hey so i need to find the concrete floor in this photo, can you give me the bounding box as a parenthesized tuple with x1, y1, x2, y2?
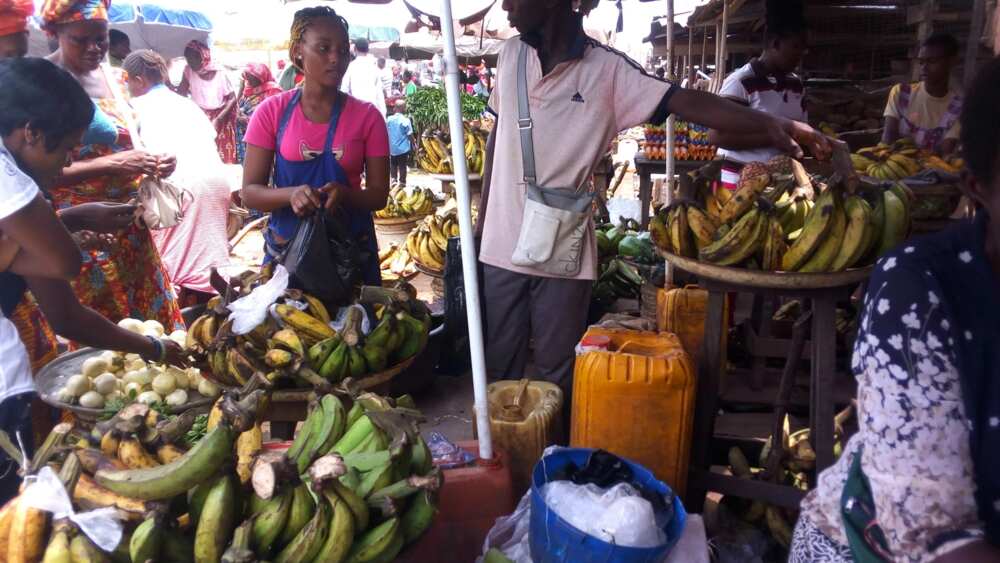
(409, 373, 476, 443)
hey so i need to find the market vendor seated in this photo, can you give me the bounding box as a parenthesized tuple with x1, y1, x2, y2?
(882, 33, 962, 156)
(790, 58, 1000, 563)
(709, 1, 809, 189)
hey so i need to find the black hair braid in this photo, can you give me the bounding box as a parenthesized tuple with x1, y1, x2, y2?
(122, 49, 168, 84)
(289, 6, 350, 71)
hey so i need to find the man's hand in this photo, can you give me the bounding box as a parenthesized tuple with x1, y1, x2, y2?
(62, 202, 138, 233)
(767, 118, 833, 161)
(162, 339, 190, 368)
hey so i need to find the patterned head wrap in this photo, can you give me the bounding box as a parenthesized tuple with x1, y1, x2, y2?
(40, 0, 109, 30)
(0, 0, 33, 36)
(288, 5, 349, 72)
(184, 39, 217, 77)
(242, 62, 281, 98)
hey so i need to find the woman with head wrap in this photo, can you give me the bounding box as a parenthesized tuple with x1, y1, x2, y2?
(237, 63, 282, 163)
(241, 6, 390, 285)
(178, 40, 239, 164)
(40, 0, 184, 334)
(0, 0, 32, 59)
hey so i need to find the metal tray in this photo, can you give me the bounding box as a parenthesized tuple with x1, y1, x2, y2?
(36, 348, 215, 425)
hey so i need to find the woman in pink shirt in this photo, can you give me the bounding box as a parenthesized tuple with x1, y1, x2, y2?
(241, 6, 390, 286)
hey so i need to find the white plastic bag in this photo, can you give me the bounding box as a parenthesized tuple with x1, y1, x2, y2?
(21, 467, 123, 552)
(227, 265, 290, 335)
(541, 480, 667, 549)
(477, 491, 533, 563)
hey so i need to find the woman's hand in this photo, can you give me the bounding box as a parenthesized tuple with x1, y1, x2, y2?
(320, 182, 348, 213)
(73, 231, 115, 252)
(61, 202, 137, 233)
(289, 185, 323, 217)
(112, 150, 160, 176)
(212, 116, 225, 133)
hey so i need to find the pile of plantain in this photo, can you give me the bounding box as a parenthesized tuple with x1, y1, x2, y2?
(245, 392, 439, 563)
(651, 155, 913, 273)
(851, 138, 965, 179)
(416, 125, 488, 175)
(375, 187, 435, 220)
(378, 243, 418, 281)
(405, 211, 460, 274)
(186, 269, 431, 391)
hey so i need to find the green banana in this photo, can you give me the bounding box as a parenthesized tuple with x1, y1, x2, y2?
(308, 336, 341, 370)
(331, 479, 370, 532)
(392, 311, 427, 363)
(41, 521, 73, 563)
(313, 489, 356, 563)
(400, 490, 437, 545)
(345, 517, 403, 563)
(70, 534, 109, 563)
(251, 490, 292, 555)
(878, 189, 908, 256)
(130, 515, 163, 563)
(340, 467, 362, 493)
(410, 435, 433, 475)
(345, 402, 365, 428)
(163, 528, 195, 563)
(361, 341, 389, 373)
(279, 483, 316, 547)
(344, 451, 393, 473)
(95, 424, 236, 501)
(782, 189, 836, 271)
(274, 498, 331, 563)
(194, 474, 239, 563)
(286, 403, 322, 464)
(888, 182, 912, 234)
(358, 462, 395, 499)
(296, 394, 347, 473)
(221, 519, 254, 563)
(346, 346, 368, 378)
(798, 197, 847, 273)
(333, 415, 376, 454)
(319, 340, 349, 381)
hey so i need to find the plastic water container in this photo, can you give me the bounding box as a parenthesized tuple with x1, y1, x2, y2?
(528, 448, 686, 563)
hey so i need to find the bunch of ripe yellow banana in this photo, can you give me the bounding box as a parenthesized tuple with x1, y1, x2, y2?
(242, 391, 439, 563)
(375, 186, 435, 219)
(405, 211, 460, 273)
(378, 243, 418, 281)
(852, 140, 923, 180)
(416, 126, 489, 175)
(652, 157, 914, 272)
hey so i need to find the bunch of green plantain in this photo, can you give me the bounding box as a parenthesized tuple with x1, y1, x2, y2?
(244, 392, 440, 563)
(306, 304, 430, 384)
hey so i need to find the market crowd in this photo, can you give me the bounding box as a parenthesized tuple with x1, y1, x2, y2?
(1, 0, 999, 560)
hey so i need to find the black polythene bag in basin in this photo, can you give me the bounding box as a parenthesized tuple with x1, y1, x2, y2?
(280, 211, 359, 306)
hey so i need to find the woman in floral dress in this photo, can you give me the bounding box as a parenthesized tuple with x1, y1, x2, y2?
(792, 59, 1000, 563)
(42, 0, 183, 332)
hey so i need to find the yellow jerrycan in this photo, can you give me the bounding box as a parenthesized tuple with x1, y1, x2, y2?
(570, 327, 696, 496)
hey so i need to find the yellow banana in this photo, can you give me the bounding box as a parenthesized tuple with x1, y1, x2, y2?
(797, 197, 847, 273)
(686, 205, 718, 247)
(236, 424, 263, 486)
(69, 534, 107, 563)
(274, 304, 336, 342)
(301, 294, 331, 325)
(830, 196, 872, 271)
(117, 435, 160, 469)
(782, 189, 836, 271)
(41, 519, 73, 563)
(8, 497, 47, 563)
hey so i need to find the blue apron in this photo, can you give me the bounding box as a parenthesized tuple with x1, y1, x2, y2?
(264, 90, 381, 285)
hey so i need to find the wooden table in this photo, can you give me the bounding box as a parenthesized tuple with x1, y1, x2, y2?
(660, 255, 870, 511)
(633, 155, 707, 228)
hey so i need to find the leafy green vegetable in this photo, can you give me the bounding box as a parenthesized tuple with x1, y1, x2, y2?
(407, 86, 487, 132)
(99, 395, 129, 421)
(184, 414, 209, 448)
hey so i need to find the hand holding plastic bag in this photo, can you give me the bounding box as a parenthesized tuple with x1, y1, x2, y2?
(21, 467, 123, 552)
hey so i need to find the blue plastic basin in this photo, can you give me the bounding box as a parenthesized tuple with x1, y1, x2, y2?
(529, 448, 686, 563)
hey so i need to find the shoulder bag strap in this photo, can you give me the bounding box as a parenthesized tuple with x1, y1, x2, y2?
(516, 42, 537, 186)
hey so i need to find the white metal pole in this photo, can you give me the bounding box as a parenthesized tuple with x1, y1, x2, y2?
(664, 0, 675, 285)
(439, 0, 493, 461)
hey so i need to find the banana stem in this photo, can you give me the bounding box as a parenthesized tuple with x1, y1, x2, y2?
(307, 454, 347, 491)
(31, 422, 73, 475)
(251, 454, 298, 500)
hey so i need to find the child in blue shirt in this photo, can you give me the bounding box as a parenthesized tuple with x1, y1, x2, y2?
(386, 100, 414, 187)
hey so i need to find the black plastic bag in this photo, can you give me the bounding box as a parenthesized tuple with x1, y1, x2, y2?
(280, 211, 359, 306)
(439, 235, 481, 375)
